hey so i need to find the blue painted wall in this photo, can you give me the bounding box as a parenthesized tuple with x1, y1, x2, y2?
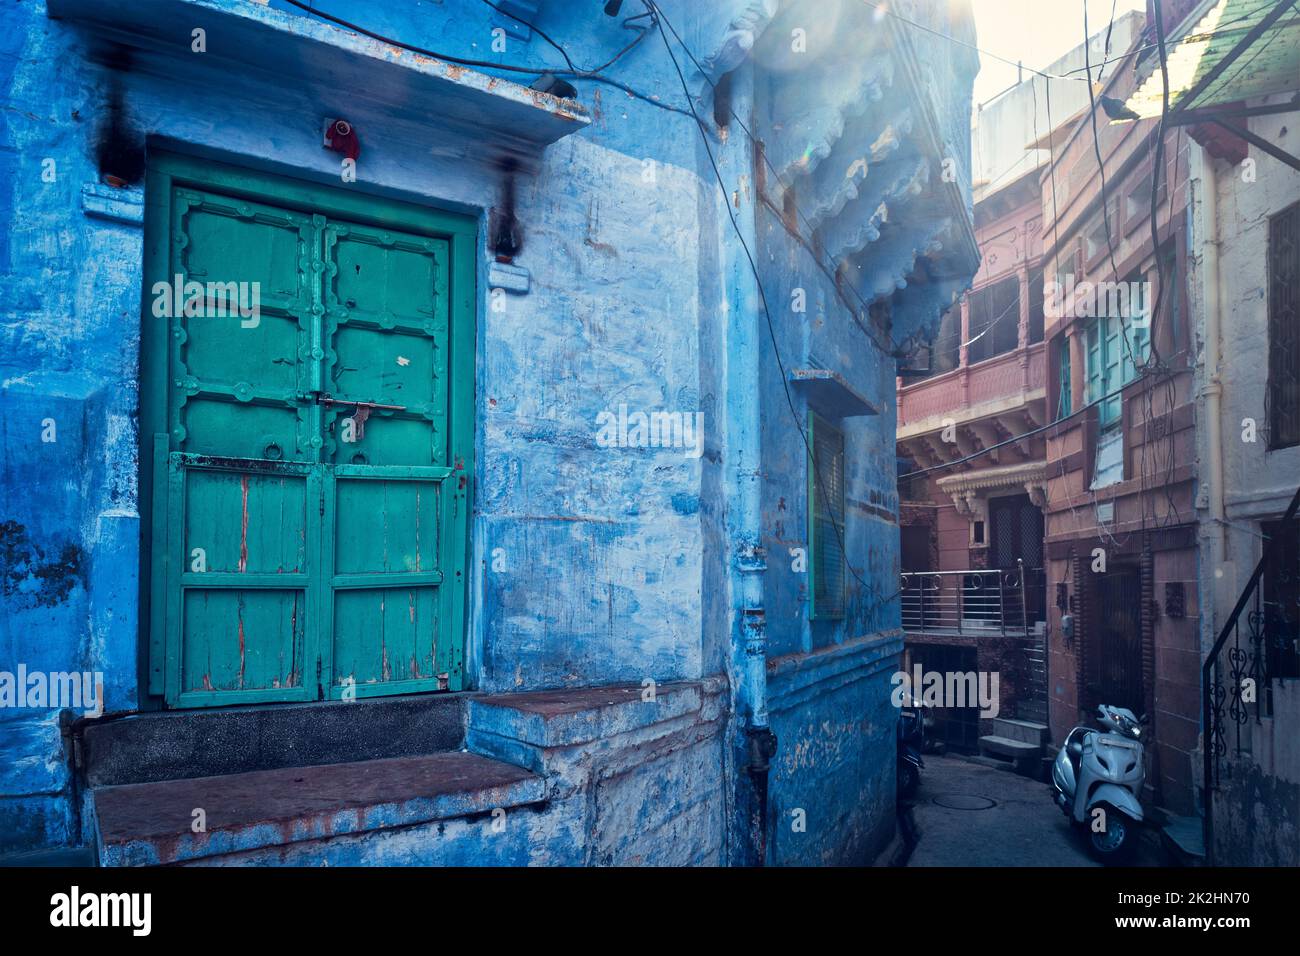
(0, 0, 976, 864)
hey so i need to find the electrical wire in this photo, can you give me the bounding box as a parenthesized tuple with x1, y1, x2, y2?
(887, 0, 1271, 93)
(640, 3, 1087, 367)
(290, 0, 902, 614)
(898, 376, 1142, 481)
(1082, 3, 1146, 377)
(656, 3, 1048, 369)
(860, 0, 1090, 83)
(288, 0, 1221, 597)
(281, 0, 694, 117)
(473, 0, 927, 361)
(1095, 0, 1121, 85)
(478, 0, 576, 71)
(482, 0, 662, 78)
(1035, 69, 1099, 544)
(646, 0, 901, 618)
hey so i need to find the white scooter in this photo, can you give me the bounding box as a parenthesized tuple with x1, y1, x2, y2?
(1051, 704, 1146, 861)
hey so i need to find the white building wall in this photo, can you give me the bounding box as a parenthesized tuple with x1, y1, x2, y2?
(1190, 98, 1300, 864)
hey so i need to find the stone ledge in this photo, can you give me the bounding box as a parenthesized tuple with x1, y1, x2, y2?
(80, 182, 144, 225)
(467, 680, 712, 749)
(93, 751, 544, 866)
(767, 630, 903, 714)
(47, 0, 588, 152)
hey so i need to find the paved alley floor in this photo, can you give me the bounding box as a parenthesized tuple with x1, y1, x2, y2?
(905, 754, 1164, 867)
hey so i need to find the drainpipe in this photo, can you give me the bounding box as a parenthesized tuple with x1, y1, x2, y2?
(1194, 142, 1224, 848)
(1197, 144, 1226, 559)
(718, 61, 776, 866)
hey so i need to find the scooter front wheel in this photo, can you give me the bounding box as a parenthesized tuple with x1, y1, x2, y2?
(1088, 811, 1135, 862)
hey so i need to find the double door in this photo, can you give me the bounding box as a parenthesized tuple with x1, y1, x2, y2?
(143, 154, 474, 707)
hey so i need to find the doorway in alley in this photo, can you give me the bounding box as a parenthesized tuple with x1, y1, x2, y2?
(1087, 564, 1144, 714)
(908, 644, 981, 752)
(140, 152, 476, 707)
(989, 493, 1045, 627)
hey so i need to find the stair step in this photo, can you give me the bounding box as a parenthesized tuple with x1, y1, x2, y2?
(81, 693, 467, 786)
(93, 751, 544, 866)
(989, 717, 1049, 744)
(978, 734, 1042, 759)
(1160, 812, 1207, 865)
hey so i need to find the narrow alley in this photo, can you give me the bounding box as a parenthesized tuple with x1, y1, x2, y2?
(905, 755, 1166, 867)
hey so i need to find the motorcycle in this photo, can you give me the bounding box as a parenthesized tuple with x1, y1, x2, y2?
(897, 705, 925, 800)
(1051, 704, 1146, 861)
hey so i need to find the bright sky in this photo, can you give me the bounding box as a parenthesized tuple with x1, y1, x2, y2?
(970, 0, 1148, 104)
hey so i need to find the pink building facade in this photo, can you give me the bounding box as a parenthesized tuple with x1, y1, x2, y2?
(895, 170, 1049, 747)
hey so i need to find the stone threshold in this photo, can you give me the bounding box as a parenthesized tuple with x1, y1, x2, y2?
(94, 750, 544, 866)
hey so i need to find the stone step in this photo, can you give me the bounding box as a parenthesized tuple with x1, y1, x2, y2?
(978, 734, 1042, 759)
(92, 750, 546, 866)
(80, 693, 467, 786)
(1160, 811, 1207, 866)
(989, 717, 1049, 745)
(978, 734, 1046, 779)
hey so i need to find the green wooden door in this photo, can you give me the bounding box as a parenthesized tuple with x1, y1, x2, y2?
(142, 154, 475, 708)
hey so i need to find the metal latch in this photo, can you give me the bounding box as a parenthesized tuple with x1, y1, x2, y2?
(315, 394, 405, 441)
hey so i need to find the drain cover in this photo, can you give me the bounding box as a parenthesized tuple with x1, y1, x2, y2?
(932, 793, 997, 810)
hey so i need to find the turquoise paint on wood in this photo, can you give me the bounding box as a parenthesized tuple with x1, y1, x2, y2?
(142, 153, 475, 707)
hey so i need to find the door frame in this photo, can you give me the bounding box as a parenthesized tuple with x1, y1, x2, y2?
(139, 150, 477, 705)
(1085, 561, 1144, 713)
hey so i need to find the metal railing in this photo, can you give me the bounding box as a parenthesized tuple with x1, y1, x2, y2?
(900, 559, 1042, 636)
(1203, 484, 1300, 865)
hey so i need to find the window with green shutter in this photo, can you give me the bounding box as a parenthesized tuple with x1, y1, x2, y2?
(1085, 306, 1149, 427)
(808, 412, 846, 619)
(1085, 285, 1150, 488)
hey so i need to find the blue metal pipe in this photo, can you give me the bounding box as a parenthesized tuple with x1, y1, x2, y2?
(715, 62, 775, 865)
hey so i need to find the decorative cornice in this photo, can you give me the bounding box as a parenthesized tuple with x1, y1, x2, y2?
(937, 460, 1048, 512)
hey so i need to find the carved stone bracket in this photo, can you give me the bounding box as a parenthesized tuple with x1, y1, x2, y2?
(1025, 480, 1048, 508)
(950, 490, 987, 524)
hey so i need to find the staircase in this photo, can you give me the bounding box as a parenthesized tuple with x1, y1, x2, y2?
(1202, 485, 1300, 866)
(978, 717, 1049, 776)
(1018, 622, 1049, 724)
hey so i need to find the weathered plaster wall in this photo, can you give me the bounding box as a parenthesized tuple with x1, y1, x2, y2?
(1213, 682, 1300, 867)
(1, 0, 719, 851)
(1202, 105, 1300, 584)
(1, 0, 976, 864)
(765, 635, 899, 865)
(1, 1, 147, 850)
(475, 132, 711, 692)
(1190, 101, 1300, 860)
